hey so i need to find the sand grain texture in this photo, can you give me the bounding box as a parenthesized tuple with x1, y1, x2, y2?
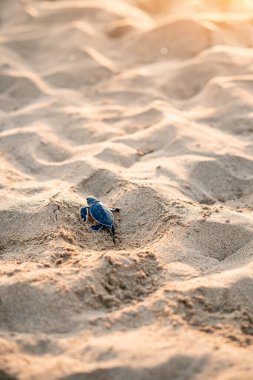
(0, 0, 253, 379)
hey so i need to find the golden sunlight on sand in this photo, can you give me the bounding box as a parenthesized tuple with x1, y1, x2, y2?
(0, 0, 253, 379)
(137, 0, 253, 13)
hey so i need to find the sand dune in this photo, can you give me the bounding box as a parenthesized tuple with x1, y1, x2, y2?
(0, 0, 253, 379)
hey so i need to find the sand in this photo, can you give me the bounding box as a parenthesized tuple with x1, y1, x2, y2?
(0, 0, 253, 379)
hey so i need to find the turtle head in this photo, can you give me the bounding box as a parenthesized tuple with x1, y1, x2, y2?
(87, 196, 98, 206)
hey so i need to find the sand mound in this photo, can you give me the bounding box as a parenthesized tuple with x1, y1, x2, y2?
(162, 46, 253, 99)
(190, 155, 253, 202)
(126, 19, 211, 62)
(0, 73, 45, 111)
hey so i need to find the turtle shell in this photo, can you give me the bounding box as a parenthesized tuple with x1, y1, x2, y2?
(90, 202, 114, 229)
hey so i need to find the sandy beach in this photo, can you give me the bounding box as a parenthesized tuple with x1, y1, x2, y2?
(1, 0, 253, 379)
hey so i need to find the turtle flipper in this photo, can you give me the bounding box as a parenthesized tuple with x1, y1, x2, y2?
(110, 208, 120, 212)
(91, 224, 104, 232)
(80, 207, 89, 222)
(110, 226, 116, 245)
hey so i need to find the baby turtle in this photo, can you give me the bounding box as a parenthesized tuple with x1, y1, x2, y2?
(80, 196, 120, 244)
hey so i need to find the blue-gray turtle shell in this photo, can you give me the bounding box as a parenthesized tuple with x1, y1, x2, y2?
(90, 202, 114, 228)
